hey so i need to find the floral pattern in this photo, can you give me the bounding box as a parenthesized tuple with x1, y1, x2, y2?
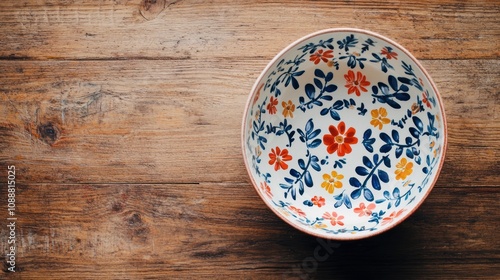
(321, 171, 344, 194)
(268, 147, 292, 171)
(323, 211, 345, 226)
(395, 158, 413, 180)
(370, 107, 390, 130)
(244, 30, 446, 239)
(323, 121, 358, 156)
(282, 100, 296, 118)
(344, 70, 371, 96)
(310, 49, 334, 64)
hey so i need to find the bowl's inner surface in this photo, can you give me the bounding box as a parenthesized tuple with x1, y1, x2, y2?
(244, 30, 445, 239)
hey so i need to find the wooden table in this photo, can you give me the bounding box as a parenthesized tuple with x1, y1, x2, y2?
(0, 0, 498, 278)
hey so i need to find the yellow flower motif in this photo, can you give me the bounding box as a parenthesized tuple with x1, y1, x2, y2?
(395, 158, 413, 180)
(370, 107, 391, 130)
(314, 223, 328, 229)
(282, 100, 295, 118)
(321, 171, 344, 194)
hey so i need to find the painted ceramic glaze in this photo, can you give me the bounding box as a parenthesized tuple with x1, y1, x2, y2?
(242, 28, 447, 240)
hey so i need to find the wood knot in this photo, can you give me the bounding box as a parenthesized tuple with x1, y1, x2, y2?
(37, 122, 60, 144)
(126, 213, 150, 242)
(140, 0, 166, 20)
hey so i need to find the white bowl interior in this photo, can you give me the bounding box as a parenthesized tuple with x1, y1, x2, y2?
(243, 29, 446, 240)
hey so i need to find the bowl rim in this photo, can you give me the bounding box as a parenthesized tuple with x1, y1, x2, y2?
(241, 27, 448, 240)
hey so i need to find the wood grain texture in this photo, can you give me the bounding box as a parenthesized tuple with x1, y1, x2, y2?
(0, 0, 499, 60)
(0, 183, 498, 279)
(0, 0, 499, 278)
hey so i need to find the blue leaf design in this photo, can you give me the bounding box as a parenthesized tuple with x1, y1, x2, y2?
(325, 72, 333, 82)
(320, 108, 330, 116)
(290, 169, 301, 178)
(378, 82, 390, 95)
(392, 130, 400, 143)
(350, 177, 362, 188)
(351, 188, 362, 199)
(386, 99, 401, 109)
(363, 156, 373, 169)
(383, 191, 390, 199)
(314, 78, 323, 89)
(383, 156, 391, 168)
(309, 129, 321, 140)
(304, 171, 313, 187)
(292, 77, 300, 89)
(308, 139, 322, 149)
(388, 75, 398, 91)
(380, 144, 392, 153)
(364, 128, 372, 139)
(305, 118, 314, 134)
(395, 198, 401, 207)
(315, 69, 325, 78)
(284, 177, 294, 184)
(344, 196, 352, 209)
(330, 110, 341, 121)
(409, 127, 421, 138)
(355, 166, 370, 176)
(378, 169, 390, 183)
(380, 132, 392, 143)
(393, 187, 400, 198)
(303, 200, 313, 207)
(372, 174, 381, 190)
(395, 147, 403, 158)
(297, 181, 304, 196)
(395, 92, 411, 101)
(305, 84, 316, 99)
(406, 148, 414, 158)
(324, 84, 338, 93)
(332, 100, 344, 110)
(363, 188, 374, 201)
(334, 198, 343, 208)
(413, 116, 424, 132)
(298, 159, 306, 170)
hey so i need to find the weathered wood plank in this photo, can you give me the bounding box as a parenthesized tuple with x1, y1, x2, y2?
(0, 0, 498, 60)
(0, 183, 498, 278)
(0, 59, 498, 185)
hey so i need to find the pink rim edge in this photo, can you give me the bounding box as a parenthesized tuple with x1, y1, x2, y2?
(241, 28, 448, 241)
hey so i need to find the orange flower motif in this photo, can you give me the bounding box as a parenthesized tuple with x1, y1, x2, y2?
(311, 196, 326, 207)
(323, 121, 358, 156)
(395, 158, 413, 180)
(344, 70, 370, 96)
(322, 211, 345, 226)
(321, 171, 344, 194)
(282, 100, 295, 118)
(310, 49, 334, 65)
(266, 96, 278, 114)
(268, 147, 293, 171)
(381, 47, 398, 60)
(354, 203, 376, 217)
(289, 205, 306, 217)
(381, 209, 405, 226)
(370, 107, 391, 130)
(422, 92, 432, 108)
(259, 182, 273, 199)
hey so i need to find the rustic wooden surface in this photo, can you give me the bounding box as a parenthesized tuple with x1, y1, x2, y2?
(0, 0, 499, 279)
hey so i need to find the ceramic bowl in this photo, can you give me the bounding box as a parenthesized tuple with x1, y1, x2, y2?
(242, 28, 447, 240)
